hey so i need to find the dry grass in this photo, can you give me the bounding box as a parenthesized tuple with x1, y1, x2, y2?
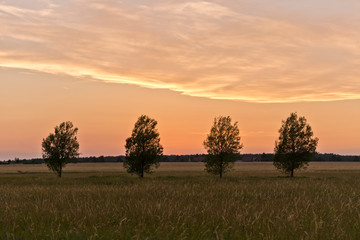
(2, 161, 360, 174)
(1, 162, 360, 239)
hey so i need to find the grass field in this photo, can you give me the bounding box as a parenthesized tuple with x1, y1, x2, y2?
(1, 162, 360, 239)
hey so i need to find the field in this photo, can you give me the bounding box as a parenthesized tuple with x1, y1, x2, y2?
(1, 162, 360, 239)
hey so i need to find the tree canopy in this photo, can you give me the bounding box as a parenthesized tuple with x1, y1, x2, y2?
(273, 112, 318, 177)
(42, 121, 79, 178)
(203, 116, 243, 178)
(124, 115, 163, 177)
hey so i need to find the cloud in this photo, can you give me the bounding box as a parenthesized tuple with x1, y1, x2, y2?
(1, 0, 360, 102)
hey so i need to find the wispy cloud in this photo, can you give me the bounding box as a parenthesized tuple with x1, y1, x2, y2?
(1, 0, 360, 102)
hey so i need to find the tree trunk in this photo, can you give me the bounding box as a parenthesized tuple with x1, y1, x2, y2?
(290, 168, 294, 178)
(58, 165, 62, 178)
(219, 157, 223, 179)
(140, 161, 144, 178)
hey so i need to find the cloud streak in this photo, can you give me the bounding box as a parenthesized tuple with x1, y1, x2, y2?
(1, 0, 360, 102)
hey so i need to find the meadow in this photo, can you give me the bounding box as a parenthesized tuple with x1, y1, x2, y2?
(1, 162, 360, 239)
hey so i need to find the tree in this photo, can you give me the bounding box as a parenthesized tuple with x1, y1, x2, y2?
(124, 115, 163, 178)
(273, 112, 318, 177)
(203, 116, 243, 178)
(42, 121, 79, 178)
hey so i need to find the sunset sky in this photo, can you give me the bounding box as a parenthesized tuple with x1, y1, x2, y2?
(1, 0, 360, 160)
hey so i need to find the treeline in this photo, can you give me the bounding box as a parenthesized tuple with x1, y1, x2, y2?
(0, 156, 123, 165)
(2, 153, 360, 165)
(1, 155, 205, 164)
(240, 153, 360, 162)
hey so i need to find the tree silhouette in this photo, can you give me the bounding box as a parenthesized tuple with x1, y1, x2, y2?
(42, 121, 79, 178)
(203, 116, 243, 178)
(274, 112, 318, 177)
(124, 115, 163, 178)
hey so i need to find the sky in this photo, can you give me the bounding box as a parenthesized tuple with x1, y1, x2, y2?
(1, 0, 360, 160)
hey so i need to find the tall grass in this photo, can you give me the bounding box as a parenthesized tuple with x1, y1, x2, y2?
(1, 162, 360, 239)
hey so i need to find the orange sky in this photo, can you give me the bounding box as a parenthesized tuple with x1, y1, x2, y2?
(1, 0, 360, 160)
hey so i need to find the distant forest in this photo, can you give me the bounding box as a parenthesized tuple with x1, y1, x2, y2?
(1, 153, 360, 164)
